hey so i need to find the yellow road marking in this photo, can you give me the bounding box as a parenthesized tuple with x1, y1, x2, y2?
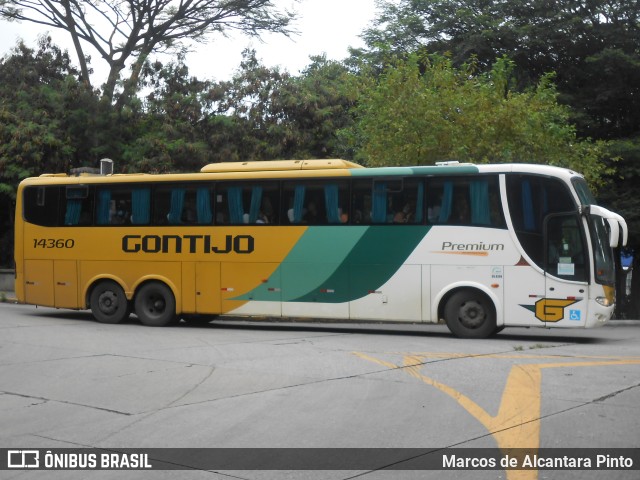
(354, 352, 640, 480)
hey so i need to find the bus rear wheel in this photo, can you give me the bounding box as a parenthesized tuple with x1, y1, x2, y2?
(134, 282, 177, 327)
(90, 280, 130, 324)
(444, 290, 496, 339)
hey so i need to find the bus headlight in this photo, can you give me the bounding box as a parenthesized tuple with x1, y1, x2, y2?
(595, 296, 613, 307)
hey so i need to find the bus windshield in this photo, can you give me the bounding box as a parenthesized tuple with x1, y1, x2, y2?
(588, 215, 616, 285)
(572, 176, 624, 285)
(572, 177, 598, 205)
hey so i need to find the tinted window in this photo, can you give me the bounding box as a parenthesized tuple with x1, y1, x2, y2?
(64, 185, 93, 226)
(572, 177, 597, 205)
(216, 182, 279, 225)
(23, 186, 61, 226)
(507, 174, 576, 268)
(426, 176, 504, 227)
(545, 213, 588, 282)
(95, 186, 151, 225)
(154, 184, 213, 225)
(352, 178, 424, 225)
(282, 180, 348, 225)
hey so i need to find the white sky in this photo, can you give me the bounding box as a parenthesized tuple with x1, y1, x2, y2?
(0, 0, 378, 83)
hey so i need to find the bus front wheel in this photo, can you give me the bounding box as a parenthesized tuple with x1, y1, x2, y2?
(90, 280, 130, 324)
(444, 290, 496, 339)
(134, 282, 177, 327)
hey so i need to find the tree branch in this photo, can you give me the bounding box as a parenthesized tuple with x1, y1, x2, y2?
(0, 0, 297, 105)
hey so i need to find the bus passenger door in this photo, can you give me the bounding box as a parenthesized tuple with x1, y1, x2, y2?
(53, 260, 78, 308)
(196, 262, 221, 314)
(543, 213, 589, 327)
(24, 259, 54, 307)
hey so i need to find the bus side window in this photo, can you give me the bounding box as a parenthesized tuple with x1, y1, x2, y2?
(217, 182, 278, 225)
(352, 180, 372, 224)
(427, 179, 461, 224)
(96, 187, 151, 225)
(64, 185, 92, 226)
(23, 185, 62, 227)
(283, 181, 348, 225)
(284, 183, 319, 225)
(392, 179, 423, 224)
(194, 187, 214, 224)
(352, 179, 423, 225)
(215, 190, 228, 224)
(427, 176, 503, 227)
(154, 185, 213, 225)
(323, 181, 348, 224)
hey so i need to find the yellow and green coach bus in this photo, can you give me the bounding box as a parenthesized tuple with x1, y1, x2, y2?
(14, 159, 627, 338)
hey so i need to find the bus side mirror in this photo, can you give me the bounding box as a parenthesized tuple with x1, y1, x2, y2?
(606, 218, 620, 248)
(584, 205, 628, 247)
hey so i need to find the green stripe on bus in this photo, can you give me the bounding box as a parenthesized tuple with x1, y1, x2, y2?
(233, 227, 367, 302)
(234, 226, 429, 303)
(290, 226, 429, 303)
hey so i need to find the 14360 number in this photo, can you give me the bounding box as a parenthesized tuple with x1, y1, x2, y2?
(33, 238, 75, 249)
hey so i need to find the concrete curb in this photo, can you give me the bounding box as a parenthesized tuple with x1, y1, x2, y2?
(0, 291, 17, 303)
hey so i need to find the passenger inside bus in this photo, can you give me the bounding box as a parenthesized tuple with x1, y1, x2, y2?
(451, 193, 470, 224)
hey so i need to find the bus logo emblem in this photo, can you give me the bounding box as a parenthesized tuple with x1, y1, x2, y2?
(520, 298, 579, 322)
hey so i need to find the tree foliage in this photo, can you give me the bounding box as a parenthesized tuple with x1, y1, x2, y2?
(0, 0, 295, 106)
(0, 37, 97, 197)
(124, 57, 213, 172)
(355, 0, 640, 139)
(0, 37, 100, 266)
(350, 55, 611, 185)
(203, 50, 357, 161)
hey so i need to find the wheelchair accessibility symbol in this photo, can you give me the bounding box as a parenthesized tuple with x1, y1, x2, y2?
(569, 309, 581, 321)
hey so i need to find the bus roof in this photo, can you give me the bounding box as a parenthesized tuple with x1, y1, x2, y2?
(200, 159, 363, 173)
(21, 160, 582, 185)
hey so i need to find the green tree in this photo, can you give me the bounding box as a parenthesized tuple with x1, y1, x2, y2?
(279, 55, 359, 159)
(0, 0, 295, 107)
(202, 50, 358, 162)
(204, 49, 293, 161)
(350, 55, 611, 185)
(0, 38, 97, 193)
(123, 57, 213, 172)
(354, 0, 640, 139)
(0, 37, 101, 266)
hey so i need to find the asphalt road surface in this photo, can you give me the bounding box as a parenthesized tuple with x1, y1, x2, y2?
(1, 302, 639, 479)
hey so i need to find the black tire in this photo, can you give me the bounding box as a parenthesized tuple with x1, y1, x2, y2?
(492, 325, 506, 335)
(444, 289, 496, 339)
(90, 280, 130, 324)
(134, 282, 177, 327)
